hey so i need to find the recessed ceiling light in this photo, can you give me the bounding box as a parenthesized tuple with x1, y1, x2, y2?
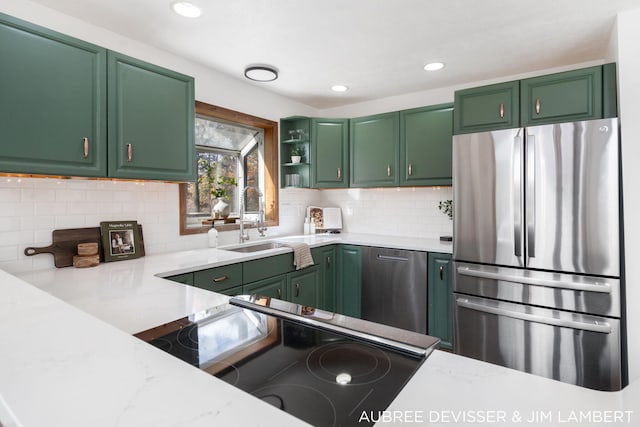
(424, 62, 445, 71)
(244, 66, 278, 82)
(331, 85, 349, 92)
(171, 1, 202, 18)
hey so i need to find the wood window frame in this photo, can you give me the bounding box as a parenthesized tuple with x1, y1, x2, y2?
(179, 101, 279, 235)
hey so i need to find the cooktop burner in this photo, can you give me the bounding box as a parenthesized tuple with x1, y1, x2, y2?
(139, 296, 439, 427)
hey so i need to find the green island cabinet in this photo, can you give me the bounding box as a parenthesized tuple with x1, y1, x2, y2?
(399, 104, 454, 186)
(280, 117, 311, 188)
(311, 118, 349, 188)
(0, 12, 195, 181)
(427, 252, 453, 349)
(350, 112, 400, 187)
(336, 244, 362, 318)
(454, 64, 617, 134)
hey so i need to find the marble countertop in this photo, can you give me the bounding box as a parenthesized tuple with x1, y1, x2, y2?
(3, 233, 639, 426)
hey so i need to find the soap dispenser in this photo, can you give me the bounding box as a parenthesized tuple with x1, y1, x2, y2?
(208, 224, 218, 247)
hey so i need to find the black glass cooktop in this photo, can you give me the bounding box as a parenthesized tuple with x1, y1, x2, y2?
(139, 297, 438, 427)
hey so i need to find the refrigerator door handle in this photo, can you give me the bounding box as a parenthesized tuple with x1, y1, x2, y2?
(526, 134, 536, 258)
(513, 135, 523, 258)
(456, 298, 612, 334)
(456, 265, 612, 293)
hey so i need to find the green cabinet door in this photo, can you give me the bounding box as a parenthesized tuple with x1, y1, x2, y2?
(0, 13, 107, 177)
(521, 66, 603, 126)
(287, 266, 320, 307)
(311, 246, 336, 311)
(453, 81, 519, 134)
(428, 252, 453, 349)
(350, 112, 399, 187)
(244, 274, 287, 300)
(166, 272, 194, 286)
(218, 285, 243, 297)
(336, 245, 362, 318)
(107, 51, 195, 181)
(400, 104, 453, 186)
(311, 118, 349, 188)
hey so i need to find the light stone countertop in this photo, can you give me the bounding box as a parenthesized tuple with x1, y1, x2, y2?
(3, 233, 639, 426)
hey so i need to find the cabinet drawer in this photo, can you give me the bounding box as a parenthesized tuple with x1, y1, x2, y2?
(166, 272, 193, 286)
(243, 253, 294, 283)
(521, 66, 602, 126)
(193, 263, 243, 292)
(454, 81, 519, 134)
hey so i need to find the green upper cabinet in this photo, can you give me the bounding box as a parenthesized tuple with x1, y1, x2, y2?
(399, 104, 453, 186)
(453, 81, 520, 134)
(287, 266, 320, 307)
(427, 252, 453, 350)
(311, 118, 349, 188)
(350, 112, 400, 187)
(0, 13, 107, 177)
(520, 65, 611, 126)
(280, 117, 311, 188)
(107, 51, 195, 181)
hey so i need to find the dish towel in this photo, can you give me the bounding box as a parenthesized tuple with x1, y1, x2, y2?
(281, 242, 315, 270)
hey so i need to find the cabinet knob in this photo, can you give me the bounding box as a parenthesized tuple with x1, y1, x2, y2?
(499, 103, 505, 119)
(387, 164, 391, 177)
(127, 143, 133, 162)
(82, 137, 89, 159)
(408, 163, 413, 176)
(295, 283, 300, 297)
(439, 265, 444, 280)
(535, 98, 541, 115)
(277, 288, 282, 299)
(213, 275, 228, 282)
(337, 167, 341, 179)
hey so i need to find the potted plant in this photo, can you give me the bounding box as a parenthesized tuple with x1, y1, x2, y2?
(198, 158, 237, 218)
(290, 145, 304, 164)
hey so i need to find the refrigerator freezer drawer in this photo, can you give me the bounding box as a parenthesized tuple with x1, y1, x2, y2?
(454, 262, 621, 317)
(454, 294, 622, 391)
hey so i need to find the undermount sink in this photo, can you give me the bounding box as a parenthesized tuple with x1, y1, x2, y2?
(221, 242, 286, 253)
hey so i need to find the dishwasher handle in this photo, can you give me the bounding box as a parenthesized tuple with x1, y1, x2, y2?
(376, 254, 409, 262)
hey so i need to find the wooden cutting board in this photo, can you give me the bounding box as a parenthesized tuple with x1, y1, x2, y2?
(24, 226, 145, 268)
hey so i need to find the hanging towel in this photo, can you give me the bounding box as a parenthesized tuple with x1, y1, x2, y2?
(280, 242, 315, 270)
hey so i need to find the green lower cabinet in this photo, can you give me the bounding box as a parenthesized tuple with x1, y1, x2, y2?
(107, 51, 195, 181)
(242, 253, 294, 283)
(311, 246, 336, 311)
(336, 245, 362, 318)
(218, 285, 243, 297)
(520, 65, 603, 126)
(166, 272, 193, 286)
(400, 104, 453, 186)
(0, 12, 107, 177)
(193, 263, 243, 293)
(243, 274, 287, 300)
(350, 112, 400, 187)
(287, 266, 320, 307)
(427, 253, 453, 349)
(454, 81, 520, 134)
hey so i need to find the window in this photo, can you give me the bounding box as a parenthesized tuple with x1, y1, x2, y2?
(180, 102, 279, 235)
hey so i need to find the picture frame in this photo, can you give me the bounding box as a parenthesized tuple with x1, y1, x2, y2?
(100, 220, 144, 262)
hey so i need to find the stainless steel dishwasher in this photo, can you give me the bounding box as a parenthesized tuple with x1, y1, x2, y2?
(361, 246, 427, 334)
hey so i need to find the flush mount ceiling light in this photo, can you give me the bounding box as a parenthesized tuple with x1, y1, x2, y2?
(331, 85, 349, 92)
(424, 62, 445, 71)
(171, 1, 202, 18)
(244, 66, 278, 82)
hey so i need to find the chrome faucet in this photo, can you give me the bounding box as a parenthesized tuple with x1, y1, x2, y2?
(239, 186, 267, 243)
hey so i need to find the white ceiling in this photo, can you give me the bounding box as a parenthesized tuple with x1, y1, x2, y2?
(29, 0, 640, 109)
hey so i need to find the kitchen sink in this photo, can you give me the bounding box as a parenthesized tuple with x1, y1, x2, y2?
(221, 242, 286, 253)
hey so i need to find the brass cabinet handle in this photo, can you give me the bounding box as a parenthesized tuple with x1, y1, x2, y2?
(408, 163, 413, 176)
(535, 98, 541, 114)
(337, 167, 341, 179)
(212, 275, 228, 282)
(276, 288, 282, 299)
(387, 164, 391, 177)
(127, 143, 133, 162)
(439, 265, 444, 280)
(82, 137, 89, 159)
(499, 103, 505, 119)
(295, 283, 300, 297)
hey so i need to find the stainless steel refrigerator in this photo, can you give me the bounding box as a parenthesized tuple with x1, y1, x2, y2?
(452, 117, 625, 391)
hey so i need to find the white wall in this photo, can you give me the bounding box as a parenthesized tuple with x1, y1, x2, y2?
(613, 8, 640, 384)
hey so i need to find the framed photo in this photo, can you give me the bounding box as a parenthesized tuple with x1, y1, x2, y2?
(100, 220, 143, 262)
